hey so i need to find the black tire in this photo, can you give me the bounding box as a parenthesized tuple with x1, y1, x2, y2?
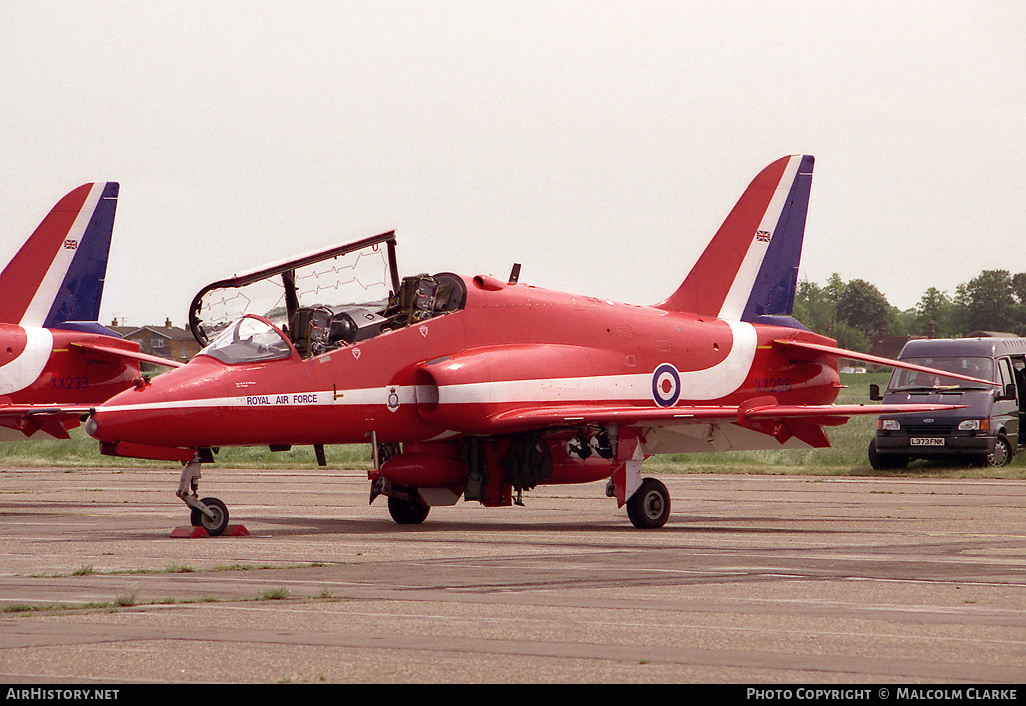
(626, 478, 671, 529)
(868, 438, 907, 470)
(867, 438, 882, 469)
(987, 434, 1013, 467)
(387, 496, 430, 525)
(190, 497, 230, 536)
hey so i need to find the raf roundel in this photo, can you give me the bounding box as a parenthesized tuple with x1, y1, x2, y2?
(651, 363, 681, 407)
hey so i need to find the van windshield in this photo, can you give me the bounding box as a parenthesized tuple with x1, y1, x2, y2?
(888, 356, 994, 391)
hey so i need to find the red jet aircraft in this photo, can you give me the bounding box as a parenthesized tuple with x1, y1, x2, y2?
(0, 182, 181, 440)
(86, 155, 988, 532)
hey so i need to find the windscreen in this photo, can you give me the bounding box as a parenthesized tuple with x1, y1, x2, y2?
(888, 356, 994, 390)
(197, 316, 294, 364)
(190, 234, 397, 347)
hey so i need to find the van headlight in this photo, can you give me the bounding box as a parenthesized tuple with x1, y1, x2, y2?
(879, 419, 900, 431)
(958, 419, 989, 431)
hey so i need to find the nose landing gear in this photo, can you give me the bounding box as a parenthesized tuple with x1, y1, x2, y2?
(190, 496, 230, 536)
(177, 459, 231, 536)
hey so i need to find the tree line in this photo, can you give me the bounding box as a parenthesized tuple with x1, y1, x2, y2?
(792, 270, 1026, 353)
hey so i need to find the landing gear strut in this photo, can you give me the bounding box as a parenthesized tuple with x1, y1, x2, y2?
(177, 459, 230, 536)
(604, 425, 671, 529)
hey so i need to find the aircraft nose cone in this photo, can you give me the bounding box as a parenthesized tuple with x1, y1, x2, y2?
(85, 362, 233, 449)
(85, 404, 129, 444)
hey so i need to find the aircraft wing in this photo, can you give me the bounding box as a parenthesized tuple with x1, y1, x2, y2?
(481, 398, 964, 438)
(70, 341, 185, 368)
(425, 337, 979, 446)
(0, 405, 95, 439)
(485, 404, 738, 430)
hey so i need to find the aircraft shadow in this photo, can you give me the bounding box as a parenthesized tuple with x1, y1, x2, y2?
(231, 514, 846, 538)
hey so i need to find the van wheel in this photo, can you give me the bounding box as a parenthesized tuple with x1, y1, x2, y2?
(868, 439, 907, 470)
(987, 434, 1013, 467)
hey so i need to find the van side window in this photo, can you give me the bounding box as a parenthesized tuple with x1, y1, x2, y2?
(1011, 356, 1026, 386)
(1010, 356, 1026, 405)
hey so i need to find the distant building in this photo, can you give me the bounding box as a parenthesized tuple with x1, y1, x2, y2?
(870, 334, 922, 362)
(110, 318, 202, 366)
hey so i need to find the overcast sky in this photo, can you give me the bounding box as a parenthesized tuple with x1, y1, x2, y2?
(2, 1, 1023, 328)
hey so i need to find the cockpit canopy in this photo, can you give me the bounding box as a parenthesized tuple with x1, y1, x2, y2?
(189, 232, 467, 362)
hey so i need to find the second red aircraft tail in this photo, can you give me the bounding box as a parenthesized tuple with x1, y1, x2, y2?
(0, 182, 119, 329)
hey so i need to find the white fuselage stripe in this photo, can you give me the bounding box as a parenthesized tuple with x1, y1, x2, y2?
(98, 322, 759, 414)
(0, 327, 54, 395)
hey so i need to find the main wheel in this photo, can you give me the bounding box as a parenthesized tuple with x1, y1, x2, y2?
(626, 478, 671, 529)
(190, 497, 230, 536)
(387, 496, 430, 525)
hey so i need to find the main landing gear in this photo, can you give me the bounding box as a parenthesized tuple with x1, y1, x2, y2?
(603, 427, 672, 529)
(624, 477, 671, 529)
(370, 430, 673, 529)
(387, 496, 430, 525)
(178, 459, 230, 536)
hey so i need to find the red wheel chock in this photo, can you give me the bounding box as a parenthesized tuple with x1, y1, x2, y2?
(170, 524, 250, 538)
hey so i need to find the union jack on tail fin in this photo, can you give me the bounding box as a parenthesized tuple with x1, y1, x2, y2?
(0, 182, 119, 329)
(657, 155, 814, 323)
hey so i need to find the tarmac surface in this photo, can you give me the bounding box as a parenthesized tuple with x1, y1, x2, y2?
(0, 466, 1023, 684)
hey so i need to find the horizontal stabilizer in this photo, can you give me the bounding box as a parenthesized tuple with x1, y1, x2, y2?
(0, 405, 95, 440)
(71, 341, 184, 368)
(773, 339, 999, 386)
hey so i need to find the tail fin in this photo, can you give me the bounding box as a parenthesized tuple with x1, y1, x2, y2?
(656, 155, 813, 321)
(0, 182, 119, 328)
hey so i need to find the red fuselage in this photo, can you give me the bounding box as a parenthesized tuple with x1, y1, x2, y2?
(0, 323, 142, 406)
(0, 323, 149, 439)
(87, 274, 841, 452)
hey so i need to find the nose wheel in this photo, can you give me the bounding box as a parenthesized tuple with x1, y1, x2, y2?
(190, 497, 230, 536)
(178, 459, 231, 536)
